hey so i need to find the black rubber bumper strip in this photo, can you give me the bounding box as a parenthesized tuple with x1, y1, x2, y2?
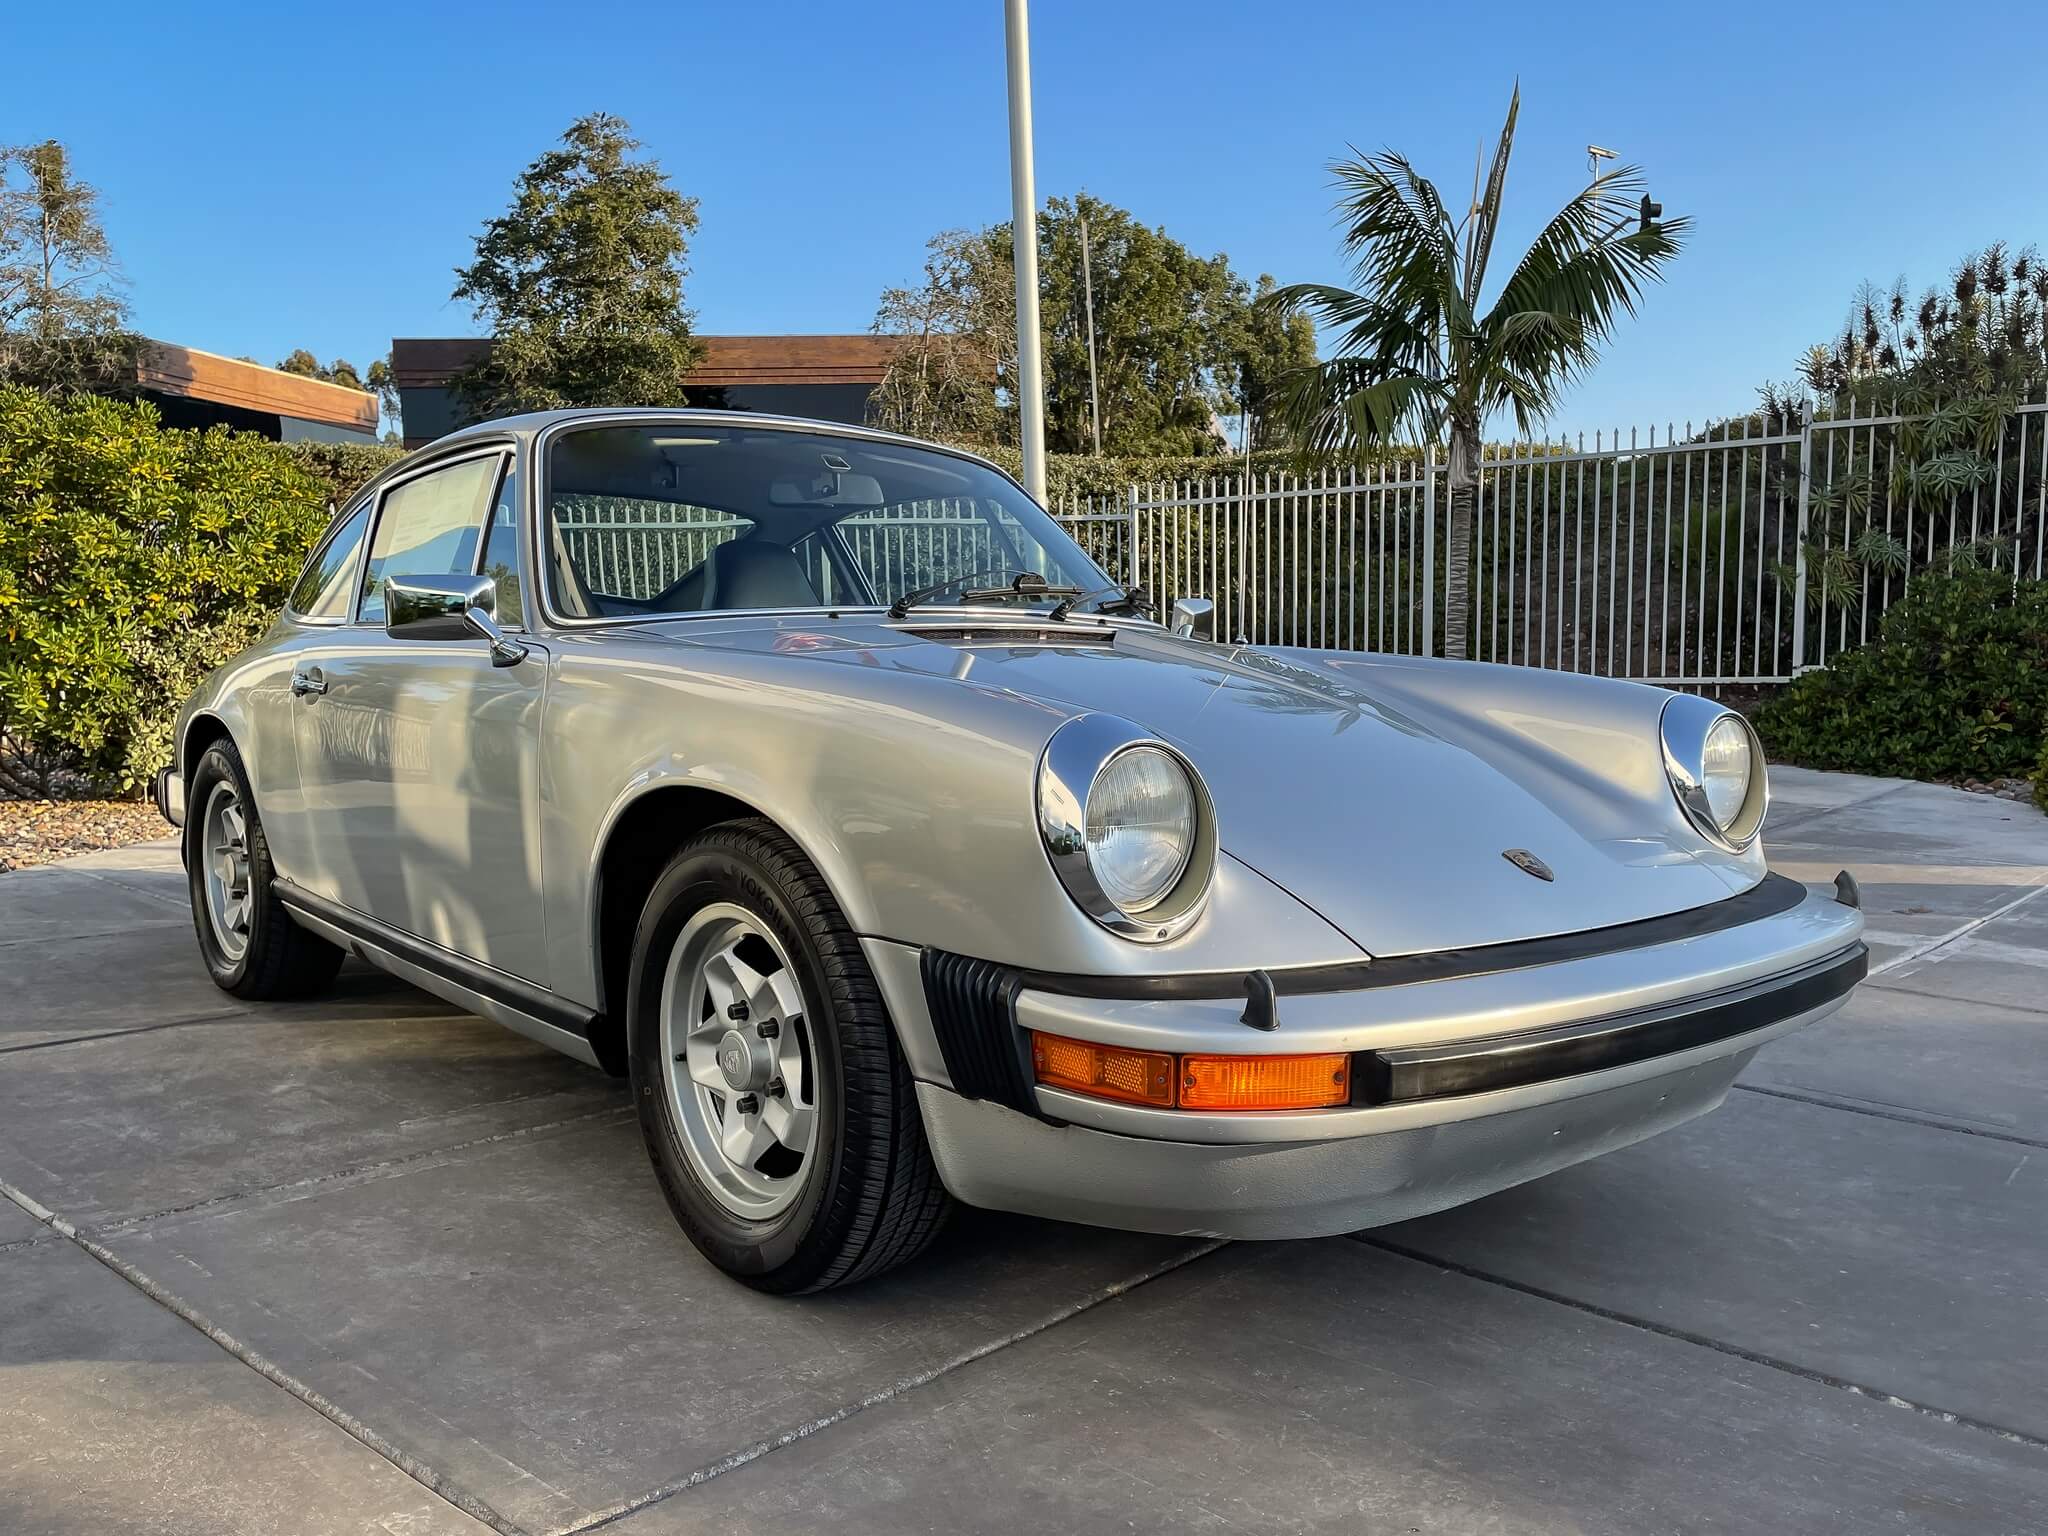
(1352, 942, 1867, 1106)
(1010, 871, 1815, 1003)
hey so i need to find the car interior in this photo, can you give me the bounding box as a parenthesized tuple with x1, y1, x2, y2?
(543, 424, 1090, 620)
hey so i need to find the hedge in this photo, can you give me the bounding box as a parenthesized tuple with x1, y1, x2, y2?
(1752, 564, 2048, 784)
(0, 386, 334, 794)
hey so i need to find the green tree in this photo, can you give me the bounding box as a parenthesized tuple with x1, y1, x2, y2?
(1221, 274, 1317, 451)
(874, 196, 1304, 457)
(0, 140, 137, 394)
(1267, 89, 1687, 659)
(870, 228, 1012, 444)
(450, 112, 704, 419)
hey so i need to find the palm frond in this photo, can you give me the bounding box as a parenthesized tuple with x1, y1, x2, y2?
(1261, 281, 1442, 381)
(1461, 83, 1519, 307)
(1268, 358, 1445, 464)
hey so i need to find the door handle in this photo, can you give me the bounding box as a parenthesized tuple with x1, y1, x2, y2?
(290, 667, 327, 698)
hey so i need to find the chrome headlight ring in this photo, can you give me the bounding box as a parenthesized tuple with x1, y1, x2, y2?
(1660, 693, 1769, 851)
(1037, 713, 1218, 943)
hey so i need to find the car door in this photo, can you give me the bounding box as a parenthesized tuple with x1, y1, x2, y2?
(288, 445, 552, 983)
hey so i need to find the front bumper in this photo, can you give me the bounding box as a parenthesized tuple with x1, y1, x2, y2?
(891, 874, 1865, 1238)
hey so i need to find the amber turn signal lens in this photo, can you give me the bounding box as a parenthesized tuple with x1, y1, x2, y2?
(1030, 1032, 1176, 1107)
(1030, 1033, 1351, 1112)
(1179, 1052, 1350, 1111)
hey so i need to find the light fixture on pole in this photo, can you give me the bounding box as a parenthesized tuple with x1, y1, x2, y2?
(1586, 143, 1617, 183)
(1004, 0, 1048, 503)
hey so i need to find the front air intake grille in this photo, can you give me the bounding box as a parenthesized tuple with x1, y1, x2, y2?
(921, 950, 1037, 1114)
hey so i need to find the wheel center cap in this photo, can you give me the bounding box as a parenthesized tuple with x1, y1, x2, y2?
(715, 1028, 768, 1091)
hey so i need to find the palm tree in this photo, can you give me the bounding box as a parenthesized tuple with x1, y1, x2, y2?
(1266, 88, 1688, 660)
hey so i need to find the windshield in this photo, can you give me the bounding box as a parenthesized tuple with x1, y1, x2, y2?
(541, 423, 1114, 621)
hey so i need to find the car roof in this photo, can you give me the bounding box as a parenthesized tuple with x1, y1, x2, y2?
(425, 408, 1014, 481)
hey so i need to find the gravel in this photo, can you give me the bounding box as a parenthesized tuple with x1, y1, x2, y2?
(0, 800, 173, 873)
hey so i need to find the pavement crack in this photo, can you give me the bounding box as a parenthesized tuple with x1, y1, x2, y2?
(90, 1104, 633, 1236)
(1355, 1234, 2048, 1453)
(1867, 881, 2048, 980)
(1732, 1082, 2048, 1151)
(0, 1009, 250, 1055)
(549, 1237, 1233, 1535)
(1865, 977, 2048, 1018)
(0, 1170, 533, 1536)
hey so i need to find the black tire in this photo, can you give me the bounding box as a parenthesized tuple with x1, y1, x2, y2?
(627, 818, 951, 1292)
(186, 737, 344, 1000)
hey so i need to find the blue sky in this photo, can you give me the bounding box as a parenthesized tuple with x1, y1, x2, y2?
(9, 0, 2043, 437)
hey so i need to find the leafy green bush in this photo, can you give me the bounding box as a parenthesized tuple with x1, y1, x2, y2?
(2033, 740, 2048, 813)
(1753, 566, 2048, 781)
(0, 386, 331, 793)
(283, 439, 406, 509)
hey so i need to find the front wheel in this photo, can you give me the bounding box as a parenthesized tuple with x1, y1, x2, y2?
(627, 820, 950, 1292)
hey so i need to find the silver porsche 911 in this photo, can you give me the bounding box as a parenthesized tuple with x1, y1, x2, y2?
(155, 410, 1867, 1292)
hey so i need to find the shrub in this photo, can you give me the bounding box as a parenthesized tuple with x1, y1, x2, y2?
(1752, 566, 2048, 782)
(0, 386, 331, 794)
(284, 438, 406, 509)
(2034, 740, 2048, 813)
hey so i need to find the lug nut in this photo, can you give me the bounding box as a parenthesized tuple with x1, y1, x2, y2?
(734, 1093, 760, 1115)
(756, 1019, 780, 1039)
(766, 1076, 785, 1097)
(727, 1002, 749, 1021)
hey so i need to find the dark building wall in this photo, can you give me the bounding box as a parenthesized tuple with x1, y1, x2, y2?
(398, 380, 879, 448)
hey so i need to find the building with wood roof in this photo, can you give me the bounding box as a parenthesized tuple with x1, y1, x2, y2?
(132, 341, 380, 443)
(390, 335, 904, 449)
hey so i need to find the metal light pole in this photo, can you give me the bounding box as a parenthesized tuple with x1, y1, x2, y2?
(1004, 0, 1047, 502)
(1080, 209, 1102, 456)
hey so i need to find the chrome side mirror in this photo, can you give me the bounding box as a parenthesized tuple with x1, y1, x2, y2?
(386, 573, 528, 668)
(1170, 596, 1216, 640)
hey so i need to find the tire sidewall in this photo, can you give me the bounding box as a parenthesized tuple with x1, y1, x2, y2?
(186, 741, 266, 989)
(627, 839, 845, 1283)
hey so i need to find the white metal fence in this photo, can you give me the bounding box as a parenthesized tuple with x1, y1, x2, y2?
(551, 393, 2048, 686)
(1055, 392, 2048, 685)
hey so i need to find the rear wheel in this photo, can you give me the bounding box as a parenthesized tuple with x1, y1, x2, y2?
(627, 819, 950, 1292)
(186, 738, 343, 1000)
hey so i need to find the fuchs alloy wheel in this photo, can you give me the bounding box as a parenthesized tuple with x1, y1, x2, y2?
(627, 819, 950, 1292)
(185, 737, 343, 1000)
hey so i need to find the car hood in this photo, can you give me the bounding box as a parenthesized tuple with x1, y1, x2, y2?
(639, 617, 1743, 957)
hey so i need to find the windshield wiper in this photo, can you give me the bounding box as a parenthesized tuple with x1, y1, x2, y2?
(1047, 583, 1154, 623)
(888, 568, 1081, 620)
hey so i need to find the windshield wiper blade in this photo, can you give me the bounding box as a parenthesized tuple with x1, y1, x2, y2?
(1047, 583, 1154, 623)
(888, 568, 1080, 620)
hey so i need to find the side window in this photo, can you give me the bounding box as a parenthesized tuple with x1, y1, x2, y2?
(478, 460, 524, 628)
(358, 455, 502, 625)
(289, 503, 371, 619)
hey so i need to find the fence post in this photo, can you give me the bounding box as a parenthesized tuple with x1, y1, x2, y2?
(1422, 446, 1438, 656)
(1789, 400, 1813, 674)
(1126, 483, 1141, 591)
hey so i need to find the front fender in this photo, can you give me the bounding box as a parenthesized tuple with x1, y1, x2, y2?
(538, 636, 1364, 1010)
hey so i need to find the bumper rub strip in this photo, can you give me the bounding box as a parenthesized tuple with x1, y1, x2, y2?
(1009, 872, 1815, 1003)
(1354, 942, 1867, 1106)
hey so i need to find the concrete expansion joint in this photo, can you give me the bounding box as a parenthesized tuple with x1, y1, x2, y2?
(1356, 1234, 2048, 1455)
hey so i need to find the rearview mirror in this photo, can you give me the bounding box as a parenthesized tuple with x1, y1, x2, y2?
(1170, 596, 1215, 641)
(386, 574, 528, 668)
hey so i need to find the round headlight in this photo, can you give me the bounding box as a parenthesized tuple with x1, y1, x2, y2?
(1699, 715, 1753, 831)
(1037, 715, 1218, 941)
(1085, 747, 1196, 913)
(1661, 696, 1767, 848)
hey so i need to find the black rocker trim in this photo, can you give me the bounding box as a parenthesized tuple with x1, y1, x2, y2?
(273, 879, 597, 1037)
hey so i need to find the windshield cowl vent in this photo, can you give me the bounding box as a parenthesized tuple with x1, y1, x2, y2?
(903, 626, 1118, 648)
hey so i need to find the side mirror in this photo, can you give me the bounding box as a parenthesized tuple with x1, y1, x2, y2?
(1170, 596, 1216, 641)
(386, 573, 528, 668)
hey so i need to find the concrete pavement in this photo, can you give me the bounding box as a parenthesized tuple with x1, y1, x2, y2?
(3, 768, 2045, 1533)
